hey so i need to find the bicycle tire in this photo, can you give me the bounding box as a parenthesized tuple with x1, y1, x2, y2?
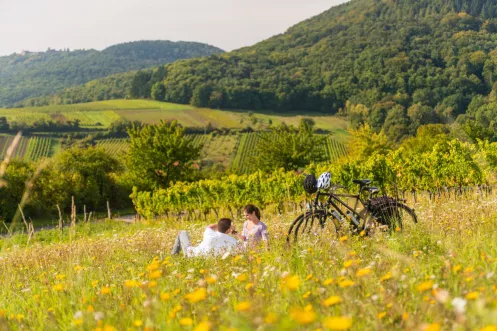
(371, 201, 417, 232)
(286, 209, 329, 244)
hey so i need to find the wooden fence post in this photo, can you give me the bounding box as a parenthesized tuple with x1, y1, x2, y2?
(107, 201, 112, 219)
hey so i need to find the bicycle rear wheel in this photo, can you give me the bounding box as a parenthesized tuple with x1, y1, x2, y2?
(371, 201, 417, 232)
(286, 209, 332, 244)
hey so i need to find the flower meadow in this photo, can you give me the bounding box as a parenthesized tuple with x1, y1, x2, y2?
(0, 194, 497, 330)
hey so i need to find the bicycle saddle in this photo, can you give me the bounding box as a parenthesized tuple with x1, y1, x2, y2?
(362, 186, 380, 194)
(353, 179, 371, 186)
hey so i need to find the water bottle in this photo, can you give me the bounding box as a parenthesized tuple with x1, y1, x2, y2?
(346, 210, 360, 227)
(331, 210, 344, 223)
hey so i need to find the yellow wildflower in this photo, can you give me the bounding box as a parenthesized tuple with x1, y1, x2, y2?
(149, 270, 162, 279)
(290, 307, 316, 325)
(264, 312, 278, 324)
(377, 312, 386, 319)
(179, 318, 193, 326)
(146, 261, 160, 272)
(169, 305, 182, 318)
(323, 316, 353, 330)
(480, 327, 497, 331)
(343, 260, 353, 268)
(380, 272, 392, 282)
(338, 280, 355, 288)
(235, 301, 251, 312)
(100, 286, 111, 295)
(322, 296, 342, 307)
(185, 288, 207, 304)
(194, 321, 211, 331)
(356, 268, 372, 278)
(237, 274, 248, 282)
(424, 323, 441, 331)
(245, 283, 254, 291)
(52, 284, 64, 292)
(416, 281, 434, 292)
(323, 278, 334, 286)
(280, 275, 300, 291)
(465, 292, 479, 300)
(124, 280, 138, 288)
(205, 276, 217, 284)
(133, 320, 143, 327)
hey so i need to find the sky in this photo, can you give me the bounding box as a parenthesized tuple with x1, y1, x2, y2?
(0, 0, 348, 56)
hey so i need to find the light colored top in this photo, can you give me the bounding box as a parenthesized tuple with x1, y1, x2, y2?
(186, 227, 238, 257)
(242, 221, 268, 244)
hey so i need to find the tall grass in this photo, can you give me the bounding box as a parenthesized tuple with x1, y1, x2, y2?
(0, 193, 496, 330)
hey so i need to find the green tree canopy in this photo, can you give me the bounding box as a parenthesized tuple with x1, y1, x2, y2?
(254, 119, 326, 171)
(124, 120, 202, 190)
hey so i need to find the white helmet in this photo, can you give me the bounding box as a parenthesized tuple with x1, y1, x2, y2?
(317, 172, 331, 189)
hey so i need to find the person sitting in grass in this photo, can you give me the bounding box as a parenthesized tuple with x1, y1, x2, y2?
(237, 204, 269, 250)
(171, 218, 239, 257)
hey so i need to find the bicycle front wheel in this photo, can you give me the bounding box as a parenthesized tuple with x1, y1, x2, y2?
(371, 201, 417, 232)
(286, 209, 331, 244)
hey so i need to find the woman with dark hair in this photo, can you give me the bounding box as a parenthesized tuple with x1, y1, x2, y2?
(239, 204, 269, 250)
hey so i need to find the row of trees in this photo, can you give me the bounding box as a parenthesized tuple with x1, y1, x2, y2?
(131, 123, 497, 218)
(0, 148, 127, 221)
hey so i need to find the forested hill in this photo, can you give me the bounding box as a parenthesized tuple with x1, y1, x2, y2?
(21, 0, 497, 141)
(0, 40, 223, 106)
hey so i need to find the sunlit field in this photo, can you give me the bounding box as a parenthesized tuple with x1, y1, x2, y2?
(0, 100, 349, 135)
(0, 192, 496, 330)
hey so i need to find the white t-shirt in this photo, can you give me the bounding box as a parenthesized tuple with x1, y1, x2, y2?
(186, 228, 238, 257)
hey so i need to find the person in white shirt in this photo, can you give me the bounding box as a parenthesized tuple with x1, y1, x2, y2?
(171, 218, 239, 257)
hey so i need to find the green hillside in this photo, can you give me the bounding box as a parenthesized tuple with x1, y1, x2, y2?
(0, 40, 223, 106)
(41, 0, 497, 141)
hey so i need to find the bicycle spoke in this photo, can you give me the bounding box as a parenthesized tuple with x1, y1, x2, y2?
(286, 210, 336, 244)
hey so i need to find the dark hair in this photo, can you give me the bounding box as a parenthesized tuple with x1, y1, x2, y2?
(243, 204, 261, 219)
(217, 218, 232, 233)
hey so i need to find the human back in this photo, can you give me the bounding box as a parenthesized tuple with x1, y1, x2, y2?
(171, 217, 239, 257)
(189, 226, 238, 257)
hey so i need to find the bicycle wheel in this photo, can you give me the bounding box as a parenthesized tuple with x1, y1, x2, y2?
(371, 201, 417, 232)
(286, 209, 330, 244)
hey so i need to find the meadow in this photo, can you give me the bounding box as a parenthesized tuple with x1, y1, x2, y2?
(0, 192, 496, 330)
(0, 100, 349, 136)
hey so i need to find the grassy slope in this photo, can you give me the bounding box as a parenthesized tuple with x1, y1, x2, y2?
(0, 193, 496, 330)
(0, 100, 349, 135)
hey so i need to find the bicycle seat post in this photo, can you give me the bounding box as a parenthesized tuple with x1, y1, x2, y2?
(313, 191, 321, 208)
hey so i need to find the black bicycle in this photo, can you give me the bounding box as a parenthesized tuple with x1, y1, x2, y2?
(287, 177, 418, 244)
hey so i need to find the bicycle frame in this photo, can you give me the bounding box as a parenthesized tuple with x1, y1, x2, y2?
(310, 189, 370, 229)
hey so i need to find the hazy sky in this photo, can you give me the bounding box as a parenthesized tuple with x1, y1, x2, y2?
(0, 0, 348, 56)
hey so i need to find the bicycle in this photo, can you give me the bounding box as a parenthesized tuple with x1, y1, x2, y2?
(286, 176, 418, 244)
